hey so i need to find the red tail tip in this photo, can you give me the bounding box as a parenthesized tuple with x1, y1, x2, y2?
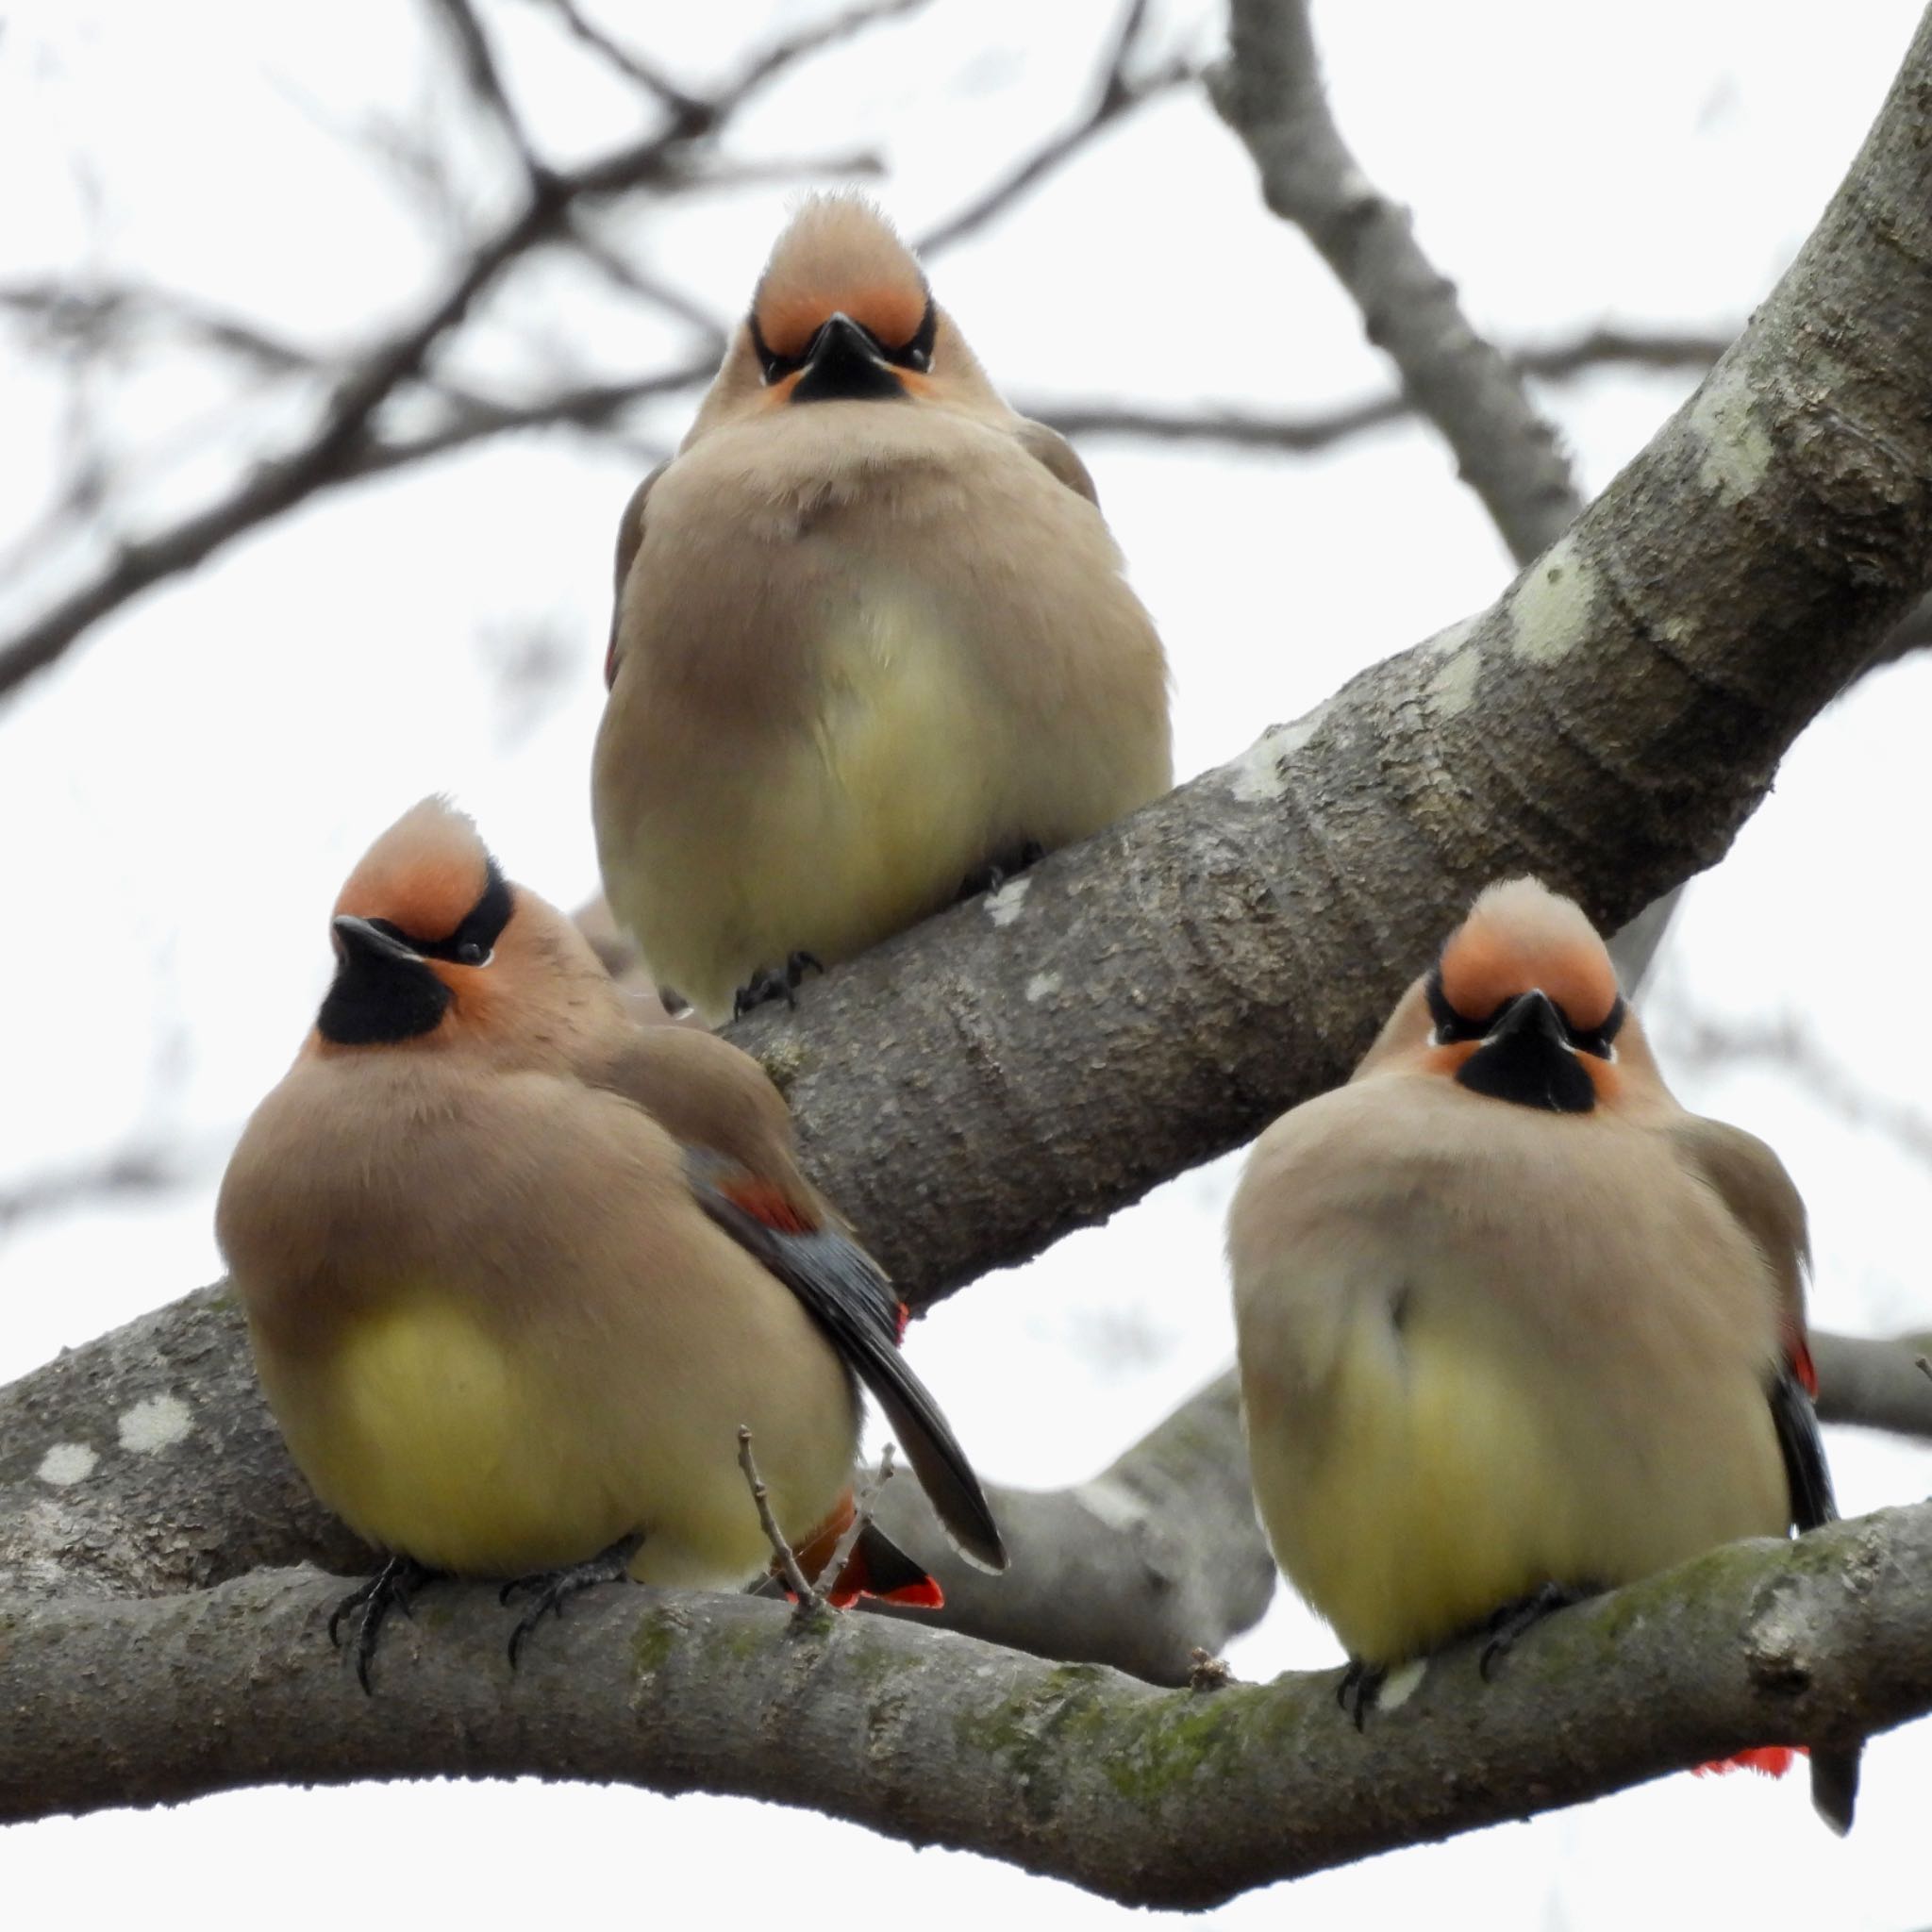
(1693, 1745, 1802, 1781)
(826, 1575, 945, 1610)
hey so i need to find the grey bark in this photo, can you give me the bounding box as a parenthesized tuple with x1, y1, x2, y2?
(3, 1, 1932, 1893)
(1212, 0, 1583, 563)
(4, 1501, 1926, 1908)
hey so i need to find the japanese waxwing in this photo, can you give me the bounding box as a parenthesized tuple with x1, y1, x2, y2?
(1226, 875, 1859, 1831)
(216, 798, 1005, 1682)
(592, 192, 1172, 1022)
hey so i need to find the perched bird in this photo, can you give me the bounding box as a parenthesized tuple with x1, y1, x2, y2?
(216, 798, 1005, 1682)
(593, 192, 1172, 1022)
(1226, 876, 1859, 1831)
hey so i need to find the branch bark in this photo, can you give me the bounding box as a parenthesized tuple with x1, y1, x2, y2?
(1212, 0, 1582, 562)
(5, 1501, 1927, 1907)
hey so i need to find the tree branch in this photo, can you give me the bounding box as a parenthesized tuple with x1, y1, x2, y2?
(0, 0, 927, 704)
(5, 5, 1932, 1881)
(1212, 0, 1581, 562)
(912, 0, 1201, 258)
(4, 1501, 1927, 1906)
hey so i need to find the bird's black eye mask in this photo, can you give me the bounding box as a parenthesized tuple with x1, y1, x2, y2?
(1426, 963, 1625, 1116)
(318, 859, 512, 1046)
(749, 295, 938, 390)
(1424, 965, 1625, 1058)
(367, 858, 514, 969)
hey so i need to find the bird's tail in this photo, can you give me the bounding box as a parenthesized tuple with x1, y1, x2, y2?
(1692, 1742, 1858, 1834)
(753, 1491, 944, 1609)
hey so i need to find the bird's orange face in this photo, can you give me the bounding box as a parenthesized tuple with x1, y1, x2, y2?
(748, 277, 938, 408)
(314, 802, 516, 1052)
(1421, 882, 1626, 1112)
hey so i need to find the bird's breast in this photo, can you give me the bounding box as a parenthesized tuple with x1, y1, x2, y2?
(262, 1289, 631, 1576)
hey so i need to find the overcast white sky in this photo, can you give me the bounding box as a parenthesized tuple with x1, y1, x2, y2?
(3, 1, 1930, 1924)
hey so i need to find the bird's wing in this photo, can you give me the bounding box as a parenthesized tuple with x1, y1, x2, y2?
(606, 462, 667, 688)
(684, 1149, 1007, 1574)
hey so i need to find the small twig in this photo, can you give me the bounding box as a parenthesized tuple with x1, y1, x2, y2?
(1917, 1356, 1931, 1384)
(737, 1425, 817, 1608)
(815, 1444, 897, 1607)
(1188, 1647, 1234, 1692)
(915, 0, 1198, 259)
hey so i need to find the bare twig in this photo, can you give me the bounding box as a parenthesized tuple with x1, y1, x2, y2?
(525, 0, 703, 117)
(817, 1444, 896, 1604)
(1666, 1013, 1932, 1174)
(425, 0, 542, 178)
(915, 0, 1201, 258)
(1213, 0, 1580, 564)
(736, 1425, 816, 1608)
(0, 0, 932, 704)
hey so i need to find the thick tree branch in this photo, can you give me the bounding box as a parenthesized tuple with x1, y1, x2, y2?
(1814, 1332, 1932, 1441)
(1213, 0, 1581, 562)
(4, 1502, 1927, 1907)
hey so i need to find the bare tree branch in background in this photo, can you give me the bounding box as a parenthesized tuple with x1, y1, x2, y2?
(1213, 0, 1582, 564)
(0, 0, 933, 702)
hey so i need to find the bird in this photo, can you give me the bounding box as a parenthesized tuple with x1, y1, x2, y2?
(216, 797, 1006, 1685)
(592, 192, 1172, 1023)
(1225, 875, 1859, 1831)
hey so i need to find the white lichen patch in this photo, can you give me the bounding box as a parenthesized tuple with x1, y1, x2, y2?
(985, 876, 1031, 926)
(1506, 532, 1598, 666)
(1024, 972, 1062, 1004)
(1688, 360, 1774, 502)
(1225, 700, 1331, 805)
(1423, 612, 1481, 658)
(1424, 643, 1482, 721)
(117, 1392, 192, 1455)
(1376, 1657, 1429, 1711)
(36, 1441, 98, 1487)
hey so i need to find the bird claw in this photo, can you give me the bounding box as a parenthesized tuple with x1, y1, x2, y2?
(328, 1555, 441, 1695)
(957, 838, 1047, 903)
(1337, 1657, 1385, 1730)
(732, 951, 823, 1019)
(500, 1531, 645, 1669)
(1477, 1580, 1596, 1681)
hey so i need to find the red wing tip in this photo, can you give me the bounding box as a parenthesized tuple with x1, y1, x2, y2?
(1693, 1745, 1802, 1781)
(721, 1176, 818, 1235)
(1791, 1339, 1820, 1399)
(894, 1300, 910, 1346)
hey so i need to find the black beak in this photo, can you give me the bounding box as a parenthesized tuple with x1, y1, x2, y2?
(332, 914, 422, 967)
(1484, 988, 1567, 1049)
(320, 917, 452, 1046)
(791, 311, 907, 406)
(1457, 988, 1595, 1114)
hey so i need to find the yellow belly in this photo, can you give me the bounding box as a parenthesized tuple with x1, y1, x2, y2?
(1248, 1308, 1781, 1666)
(259, 1286, 858, 1588)
(616, 598, 1008, 1019)
(269, 1297, 634, 1577)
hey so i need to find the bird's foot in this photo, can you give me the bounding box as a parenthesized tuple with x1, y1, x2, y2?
(499, 1531, 645, 1669)
(732, 952, 823, 1019)
(957, 839, 1047, 903)
(328, 1554, 442, 1694)
(1477, 1580, 1598, 1681)
(1337, 1657, 1386, 1730)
